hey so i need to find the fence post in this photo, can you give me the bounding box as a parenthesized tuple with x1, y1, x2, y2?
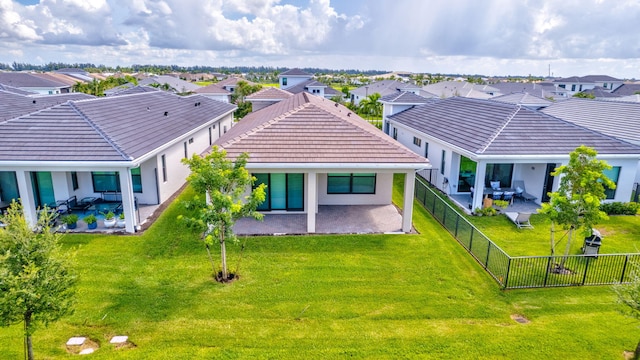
(621, 254, 630, 283)
(503, 257, 511, 289)
(543, 256, 552, 287)
(454, 215, 460, 238)
(468, 228, 474, 251)
(582, 257, 590, 285)
(484, 243, 491, 269)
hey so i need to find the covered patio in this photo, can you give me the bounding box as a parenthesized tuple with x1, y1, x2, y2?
(234, 204, 406, 235)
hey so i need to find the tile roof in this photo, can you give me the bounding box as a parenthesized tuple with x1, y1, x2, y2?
(245, 87, 293, 100)
(0, 83, 37, 95)
(489, 82, 557, 98)
(0, 72, 69, 88)
(380, 91, 433, 104)
(350, 80, 407, 97)
(138, 75, 201, 92)
(554, 75, 622, 83)
(541, 98, 640, 145)
(389, 97, 640, 156)
(105, 85, 161, 97)
(490, 92, 553, 107)
(611, 83, 640, 96)
(214, 77, 257, 87)
(192, 83, 231, 94)
(284, 79, 338, 96)
(279, 68, 312, 77)
(216, 92, 429, 166)
(0, 92, 236, 162)
(422, 81, 494, 99)
(0, 91, 95, 121)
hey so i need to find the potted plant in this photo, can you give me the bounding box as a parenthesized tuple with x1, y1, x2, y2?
(116, 212, 125, 228)
(83, 213, 98, 230)
(103, 211, 116, 228)
(61, 214, 79, 229)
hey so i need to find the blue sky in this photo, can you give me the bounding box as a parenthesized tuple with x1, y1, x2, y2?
(2, 0, 640, 78)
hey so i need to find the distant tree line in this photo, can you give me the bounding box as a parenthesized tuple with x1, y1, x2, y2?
(0, 62, 388, 76)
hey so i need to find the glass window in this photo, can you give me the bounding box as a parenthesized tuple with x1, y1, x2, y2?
(440, 150, 446, 175)
(282, 77, 287, 86)
(253, 173, 304, 211)
(71, 172, 79, 190)
(184, 141, 188, 159)
(131, 168, 142, 193)
(457, 156, 477, 192)
(392, 127, 397, 140)
(327, 173, 375, 194)
(92, 171, 120, 192)
(484, 163, 513, 188)
(161, 155, 167, 182)
(413, 137, 422, 147)
(603, 166, 620, 199)
(424, 142, 429, 158)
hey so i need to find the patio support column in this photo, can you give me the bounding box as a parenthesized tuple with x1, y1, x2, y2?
(402, 170, 415, 232)
(15, 170, 37, 228)
(307, 171, 317, 233)
(118, 169, 137, 233)
(472, 161, 487, 211)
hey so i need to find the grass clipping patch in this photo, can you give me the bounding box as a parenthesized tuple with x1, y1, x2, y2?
(66, 338, 100, 355)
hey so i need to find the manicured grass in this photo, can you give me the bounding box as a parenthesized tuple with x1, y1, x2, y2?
(1, 183, 638, 358)
(465, 207, 640, 257)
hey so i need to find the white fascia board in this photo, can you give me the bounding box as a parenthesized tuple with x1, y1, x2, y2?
(245, 163, 431, 171)
(0, 161, 136, 172)
(475, 154, 640, 161)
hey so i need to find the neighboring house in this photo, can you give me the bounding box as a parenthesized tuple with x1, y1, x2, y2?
(385, 97, 640, 212)
(104, 85, 161, 97)
(422, 81, 496, 99)
(278, 68, 340, 99)
(214, 92, 430, 233)
(490, 92, 554, 110)
(0, 91, 236, 233)
(193, 83, 232, 103)
(0, 72, 71, 94)
(54, 68, 94, 82)
(138, 75, 201, 93)
(380, 91, 434, 136)
(245, 87, 293, 112)
(0, 83, 37, 95)
(611, 83, 640, 97)
(541, 98, 640, 182)
(0, 90, 95, 121)
(552, 75, 624, 97)
(350, 80, 428, 106)
(489, 81, 558, 100)
(214, 77, 257, 93)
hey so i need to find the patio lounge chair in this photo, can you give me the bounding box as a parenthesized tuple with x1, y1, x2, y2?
(64, 196, 98, 213)
(505, 212, 534, 229)
(512, 180, 537, 202)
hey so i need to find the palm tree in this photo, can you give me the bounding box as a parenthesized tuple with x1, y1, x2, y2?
(358, 93, 382, 119)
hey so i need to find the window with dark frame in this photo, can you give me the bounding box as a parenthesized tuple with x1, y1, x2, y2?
(71, 172, 79, 190)
(91, 171, 120, 192)
(183, 141, 188, 159)
(603, 166, 621, 199)
(440, 150, 446, 175)
(413, 136, 421, 147)
(161, 155, 167, 182)
(131, 168, 142, 193)
(327, 173, 376, 194)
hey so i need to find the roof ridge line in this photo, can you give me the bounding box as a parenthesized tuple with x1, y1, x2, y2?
(222, 102, 311, 148)
(479, 104, 521, 153)
(67, 101, 132, 160)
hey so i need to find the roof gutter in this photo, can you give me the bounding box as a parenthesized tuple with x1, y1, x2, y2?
(245, 163, 432, 170)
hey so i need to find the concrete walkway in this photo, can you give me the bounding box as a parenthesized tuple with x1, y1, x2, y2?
(234, 204, 405, 235)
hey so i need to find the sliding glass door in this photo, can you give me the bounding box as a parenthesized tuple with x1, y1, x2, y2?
(254, 173, 304, 211)
(31, 171, 55, 208)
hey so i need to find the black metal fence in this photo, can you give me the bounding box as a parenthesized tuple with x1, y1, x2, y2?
(414, 176, 640, 289)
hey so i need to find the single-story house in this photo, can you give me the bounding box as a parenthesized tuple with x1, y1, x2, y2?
(384, 96, 640, 212)
(278, 68, 341, 99)
(215, 92, 430, 233)
(0, 72, 72, 94)
(245, 87, 293, 112)
(0, 91, 236, 232)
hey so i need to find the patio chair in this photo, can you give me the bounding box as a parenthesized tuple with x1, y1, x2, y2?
(505, 212, 534, 229)
(512, 180, 537, 202)
(490, 180, 501, 190)
(502, 191, 515, 204)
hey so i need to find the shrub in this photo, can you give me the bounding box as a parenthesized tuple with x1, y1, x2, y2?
(600, 202, 640, 215)
(493, 200, 510, 209)
(61, 214, 78, 225)
(475, 207, 498, 216)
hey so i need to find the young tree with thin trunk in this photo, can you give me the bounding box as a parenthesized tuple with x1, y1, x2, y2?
(181, 146, 266, 282)
(0, 202, 77, 360)
(538, 145, 614, 270)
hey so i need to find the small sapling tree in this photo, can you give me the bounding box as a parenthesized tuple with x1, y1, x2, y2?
(181, 146, 266, 282)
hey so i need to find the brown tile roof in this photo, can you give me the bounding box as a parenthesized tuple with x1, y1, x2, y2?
(216, 92, 429, 166)
(246, 87, 293, 100)
(192, 83, 231, 94)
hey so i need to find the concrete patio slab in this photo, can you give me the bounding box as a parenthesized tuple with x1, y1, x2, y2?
(234, 205, 405, 236)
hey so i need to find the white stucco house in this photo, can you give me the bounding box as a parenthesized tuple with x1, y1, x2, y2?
(552, 75, 624, 97)
(383, 96, 640, 212)
(277, 68, 341, 100)
(214, 92, 430, 233)
(0, 91, 236, 232)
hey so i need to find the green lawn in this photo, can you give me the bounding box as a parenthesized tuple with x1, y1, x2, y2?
(467, 207, 640, 257)
(1, 183, 638, 358)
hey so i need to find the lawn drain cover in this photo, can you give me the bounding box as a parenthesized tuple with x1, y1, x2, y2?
(511, 314, 530, 324)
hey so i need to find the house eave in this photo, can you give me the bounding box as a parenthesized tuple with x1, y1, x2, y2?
(245, 162, 431, 170)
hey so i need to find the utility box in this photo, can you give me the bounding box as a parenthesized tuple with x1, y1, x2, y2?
(582, 228, 602, 258)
